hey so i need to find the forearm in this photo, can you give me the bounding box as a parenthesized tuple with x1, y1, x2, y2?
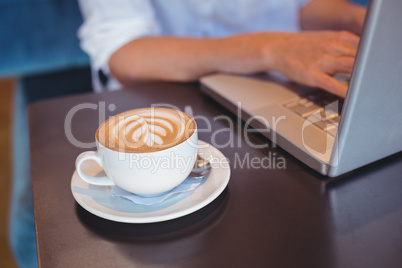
(300, 0, 366, 34)
(109, 34, 276, 85)
(108, 30, 359, 97)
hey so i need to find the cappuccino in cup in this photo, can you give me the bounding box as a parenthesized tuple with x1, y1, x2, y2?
(76, 107, 198, 196)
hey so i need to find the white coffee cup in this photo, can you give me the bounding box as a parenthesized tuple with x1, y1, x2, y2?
(75, 111, 198, 196)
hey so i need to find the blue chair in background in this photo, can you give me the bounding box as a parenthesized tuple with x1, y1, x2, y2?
(0, 1, 92, 267)
(353, 0, 369, 6)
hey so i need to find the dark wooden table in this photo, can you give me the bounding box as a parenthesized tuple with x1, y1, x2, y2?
(29, 82, 402, 268)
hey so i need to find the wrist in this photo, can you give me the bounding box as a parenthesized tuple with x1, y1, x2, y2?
(211, 33, 280, 75)
(351, 5, 367, 35)
(259, 32, 293, 74)
(343, 4, 367, 35)
(211, 34, 262, 74)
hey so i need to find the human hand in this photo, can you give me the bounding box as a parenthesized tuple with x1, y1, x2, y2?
(267, 31, 359, 97)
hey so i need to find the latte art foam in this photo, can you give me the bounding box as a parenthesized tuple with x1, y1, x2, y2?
(96, 108, 196, 153)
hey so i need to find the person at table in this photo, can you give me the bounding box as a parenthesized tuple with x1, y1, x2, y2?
(78, 0, 366, 97)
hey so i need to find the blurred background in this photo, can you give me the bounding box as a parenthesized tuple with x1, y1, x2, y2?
(0, 0, 91, 267)
(0, 0, 369, 267)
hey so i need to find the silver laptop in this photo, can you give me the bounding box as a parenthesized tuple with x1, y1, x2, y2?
(200, 0, 402, 177)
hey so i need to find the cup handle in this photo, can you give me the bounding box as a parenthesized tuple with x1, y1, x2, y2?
(75, 151, 115, 186)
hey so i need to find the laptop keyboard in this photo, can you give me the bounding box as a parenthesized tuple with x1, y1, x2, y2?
(283, 90, 344, 137)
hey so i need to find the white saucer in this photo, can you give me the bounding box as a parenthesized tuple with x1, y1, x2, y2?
(71, 140, 230, 223)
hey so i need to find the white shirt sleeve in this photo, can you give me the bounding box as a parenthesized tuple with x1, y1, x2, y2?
(299, 0, 313, 9)
(77, 0, 312, 91)
(77, 0, 160, 71)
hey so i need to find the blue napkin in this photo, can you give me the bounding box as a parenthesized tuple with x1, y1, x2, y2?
(111, 177, 204, 206)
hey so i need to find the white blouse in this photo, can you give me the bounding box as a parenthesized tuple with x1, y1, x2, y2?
(78, 0, 311, 89)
